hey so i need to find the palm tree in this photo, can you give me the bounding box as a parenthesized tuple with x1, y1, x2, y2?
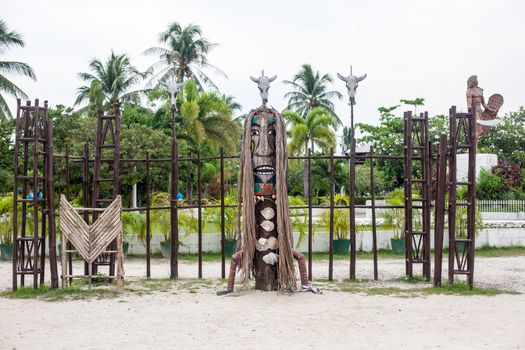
(178, 80, 238, 152)
(75, 51, 148, 112)
(222, 95, 242, 115)
(0, 19, 37, 121)
(284, 64, 342, 122)
(311, 159, 347, 198)
(144, 22, 226, 91)
(177, 80, 239, 198)
(284, 107, 338, 197)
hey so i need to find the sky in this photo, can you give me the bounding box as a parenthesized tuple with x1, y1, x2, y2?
(2, 0, 525, 142)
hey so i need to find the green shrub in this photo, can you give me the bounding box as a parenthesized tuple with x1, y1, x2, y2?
(320, 194, 350, 240)
(477, 169, 505, 199)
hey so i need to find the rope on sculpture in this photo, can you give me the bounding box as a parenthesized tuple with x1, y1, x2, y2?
(274, 109, 296, 292)
(238, 110, 257, 288)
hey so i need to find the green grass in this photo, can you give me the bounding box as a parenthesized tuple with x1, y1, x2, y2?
(329, 280, 519, 296)
(0, 277, 224, 301)
(472, 246, 525, 257)
(422, 283, 520, 296)
(0, 285, 118, 301)
(392, 275, 427, 284)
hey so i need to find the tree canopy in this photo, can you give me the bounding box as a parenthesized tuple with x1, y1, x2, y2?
(144, 22, 225, 91)
(284, 64, 342, 121)
(75, 51, 148, 112)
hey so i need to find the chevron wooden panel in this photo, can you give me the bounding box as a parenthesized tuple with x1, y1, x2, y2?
(59, 195, 122, 264)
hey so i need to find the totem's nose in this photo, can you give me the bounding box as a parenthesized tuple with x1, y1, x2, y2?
(257, 129, 270, 156)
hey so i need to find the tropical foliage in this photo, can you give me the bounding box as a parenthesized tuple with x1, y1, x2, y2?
(0, 194, 14, 244)
(320, 194, 350, 240)
(289, 196, 317, 247)
(382, 188, 405, 239)
(209, 189, 238, 241)
(358, 100, 448, 185)
(476, 161, 525, 200)
(284, 107, 338, 197)
(479, 107, 525, 167)
(284, 107, 338, 155)
(0, 19, 36, 120)
(455, 186, 483, 238)
(177, 80, 239, 153)
(0, 120, 14, 193)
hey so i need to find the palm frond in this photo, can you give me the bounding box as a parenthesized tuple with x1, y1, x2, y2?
(0, 61, 36, 80)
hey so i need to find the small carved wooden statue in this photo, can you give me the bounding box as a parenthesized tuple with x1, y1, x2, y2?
(466, 75, 504, 137)
(218, 73, 318, 294)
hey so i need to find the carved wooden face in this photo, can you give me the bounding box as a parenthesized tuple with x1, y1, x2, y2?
(251, 113, 276, 195)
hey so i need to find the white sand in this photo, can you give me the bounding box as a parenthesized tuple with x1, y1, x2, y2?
(0, 256, 524, 350)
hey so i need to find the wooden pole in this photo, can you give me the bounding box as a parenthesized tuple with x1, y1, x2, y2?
(116, 216, 124, 293)
(424, 136, 432, 281)
(32, 99, 40, 289)
(220, 148, 225, 279)
(61, 226, 66, 288)
(448, 107, 457, 284)
(65, 144, 71, 200)
(404, 111, 414, 277)
(41, 105, 48, 286)
(82, 143, 89, 277)
(307, 148, 313, 281)
(370, 146, 378, 280)
(197, 150, 202, 279)
(328, 147, 334, 281)
(467, 104, 477, 288)
(46, 109, 59, 289)
(12, 99, 22, 291)
(434, 133, 447, 286)
(109, 107, 121, 278)
(146, 153, 151, 278)
(170, 140, 179, 279)
(349, 138, 357, 280)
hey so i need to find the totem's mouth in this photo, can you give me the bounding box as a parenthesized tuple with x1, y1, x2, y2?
(254, 165, 275, 175)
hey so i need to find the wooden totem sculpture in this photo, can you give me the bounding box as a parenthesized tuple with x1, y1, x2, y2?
(218, 72, 317, 294)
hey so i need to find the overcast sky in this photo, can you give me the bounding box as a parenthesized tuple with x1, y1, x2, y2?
(3, 0, 524, 140)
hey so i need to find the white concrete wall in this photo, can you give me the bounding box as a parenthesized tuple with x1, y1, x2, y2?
(120, 226, 525, 255)
(456, 153, 497, 181)
(481, 212, 525, 220)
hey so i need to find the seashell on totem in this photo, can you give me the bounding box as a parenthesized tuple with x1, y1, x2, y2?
(256, 238, 268, 251)
(260, 220, 275, 232)
(267, 236, 278, 250)
(263, 252, 279, 265)
(260, 207, 275, 220)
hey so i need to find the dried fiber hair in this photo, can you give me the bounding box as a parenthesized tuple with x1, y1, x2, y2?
(236, 106, 296, 292)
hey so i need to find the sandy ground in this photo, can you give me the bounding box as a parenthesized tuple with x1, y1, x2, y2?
(0, 256, 524, 350)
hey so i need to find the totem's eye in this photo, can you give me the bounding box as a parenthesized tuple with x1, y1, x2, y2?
(251, 129, 259, 136)
(268, 129, 275, 135)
